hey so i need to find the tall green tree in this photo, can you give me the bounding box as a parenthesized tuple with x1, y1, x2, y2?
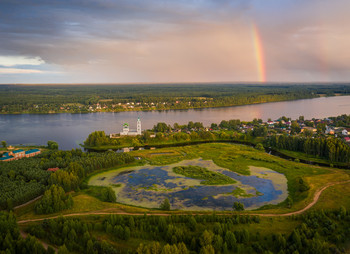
(160, 198, 171, 211)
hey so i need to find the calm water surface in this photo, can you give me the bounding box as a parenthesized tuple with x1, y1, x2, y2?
(1, 96, 350, 150)
(89, 159, 288, 210)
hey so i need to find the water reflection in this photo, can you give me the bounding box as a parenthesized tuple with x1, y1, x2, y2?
(1, 96, 350, 150)
(89, 159, 288, 211)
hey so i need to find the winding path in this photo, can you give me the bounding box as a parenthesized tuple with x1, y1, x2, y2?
(251, 180, 350, 217)
(20, 230, 57, 251)
(14, 195, 43, 210)
(17, 180, 350, 224)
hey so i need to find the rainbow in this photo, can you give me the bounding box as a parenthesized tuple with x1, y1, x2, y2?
(252, 23, 266, 82)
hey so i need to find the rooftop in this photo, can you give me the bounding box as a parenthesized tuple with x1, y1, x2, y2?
(25, 149, 40, 154)
(13, 149, 25, 154)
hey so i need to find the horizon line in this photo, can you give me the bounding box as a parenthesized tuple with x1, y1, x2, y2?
(1, 81, 350, 86)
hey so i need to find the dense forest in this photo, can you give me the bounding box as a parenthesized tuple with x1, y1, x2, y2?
(16, 207, 350, 253)
(266, 135, 350, 163)
(0, 211, 53, 254)
(1, 83, 350, 113)
(0, 149, 135, 210)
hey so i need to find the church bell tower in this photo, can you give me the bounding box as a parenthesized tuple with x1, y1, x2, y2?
(137, 117, 141, 135)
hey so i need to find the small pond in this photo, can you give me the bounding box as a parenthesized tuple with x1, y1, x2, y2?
(89, 158, 288, 211)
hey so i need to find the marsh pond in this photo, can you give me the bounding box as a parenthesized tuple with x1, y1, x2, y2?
(89, 158, 288, 210)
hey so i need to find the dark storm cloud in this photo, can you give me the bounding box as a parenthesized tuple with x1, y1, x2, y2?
(0, 0, 251, 64)
(0, 0, 350, 83)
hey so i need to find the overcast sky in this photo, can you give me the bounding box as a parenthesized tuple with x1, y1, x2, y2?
(0, 0, 349, 84)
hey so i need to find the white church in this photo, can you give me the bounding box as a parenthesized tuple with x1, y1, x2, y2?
(120, 118, 142, 136)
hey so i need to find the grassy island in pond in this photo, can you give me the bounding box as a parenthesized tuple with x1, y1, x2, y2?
(89, 158, 287, 210)
(87, 143, 350, 212)
(172, 165, 236, 185)
(10, 143, 350, 254)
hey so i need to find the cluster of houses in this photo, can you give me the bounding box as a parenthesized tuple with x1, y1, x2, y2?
(248, 118, 350, 143)
(0, 149, 41, 162)
(88, 102, 170, 112)
(86, 99, 209, 112)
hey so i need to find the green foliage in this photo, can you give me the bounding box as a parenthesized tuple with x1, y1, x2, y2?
(0, 148, 135, 210)
(58, 245, 69, 254)
(291, 121, 301, 134)
(3, 84, 347, 114)
(330, 114, 350, 127)
(49, 170, 80, 192)
(0, 158, 50, 210)
(28, 216, 118, 253)
(296, 177, 310, 192)
(84, 186, 116, 203)
(173, 165, 236, 185)
(219, 119, 241, 130)
(255, 143, 265, 151)
(137, 242, 188, 254)
(267, 134, 350, 163)
(233, 201, 245, 211)
(34, 185, 73, 214)
(0, 211, 47, 253)
(286, 196, 293, 208)
(160, 198, 171, 211)
(252, 126, 268, 137)
(84, 131, 109, 147)
(22, 208, 350, 254)
(1, 141, 7, 148)
(153, 122, 171, 132)
(47, 140, 58, 150)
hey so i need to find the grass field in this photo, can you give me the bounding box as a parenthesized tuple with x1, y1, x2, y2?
(85, 143, 349, 214)
(15, 143, 350, 220)
(310, 181, 350, 211)
(14, 143, 350, 253)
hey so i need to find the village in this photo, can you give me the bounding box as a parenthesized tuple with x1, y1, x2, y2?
(248, 117, 350, 141)
(120, 116, 350, 140)
(102, 115, 350, 154)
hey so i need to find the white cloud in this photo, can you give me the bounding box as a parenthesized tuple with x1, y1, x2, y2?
(0, 56, 45, 67)
(0, 68, 43, 74)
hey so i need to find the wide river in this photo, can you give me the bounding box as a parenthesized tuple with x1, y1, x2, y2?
(1, 96, 350, 150)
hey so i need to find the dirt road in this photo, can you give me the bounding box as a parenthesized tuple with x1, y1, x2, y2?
(17, 180, 350, 224)
(20, 230, 57, 251)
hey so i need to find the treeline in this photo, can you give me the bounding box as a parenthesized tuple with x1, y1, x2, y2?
(25, 215, 119, 254)
(25, 207, 350, 253)
(37, 151, 135, 213)
(0, 149, 135, 210)
(84, 120, 268, 148)
(267, 135, 350, 163)
(1, 84, 350, 114)
(103, 213, 260, 253)
(287, 208, 350, 253)
(329, 114, 350, 127)
(0, 158, 50, 210)
(0, 211, 53, 253)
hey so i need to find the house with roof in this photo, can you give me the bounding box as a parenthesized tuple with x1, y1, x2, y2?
(266, 121, 275, 127)
(0, 149, 41, 162)
(301, 127, 317, 133)
(325, 126, 335, 135)
(47, 167, 59, 172)
(342, 128, 349, 136)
